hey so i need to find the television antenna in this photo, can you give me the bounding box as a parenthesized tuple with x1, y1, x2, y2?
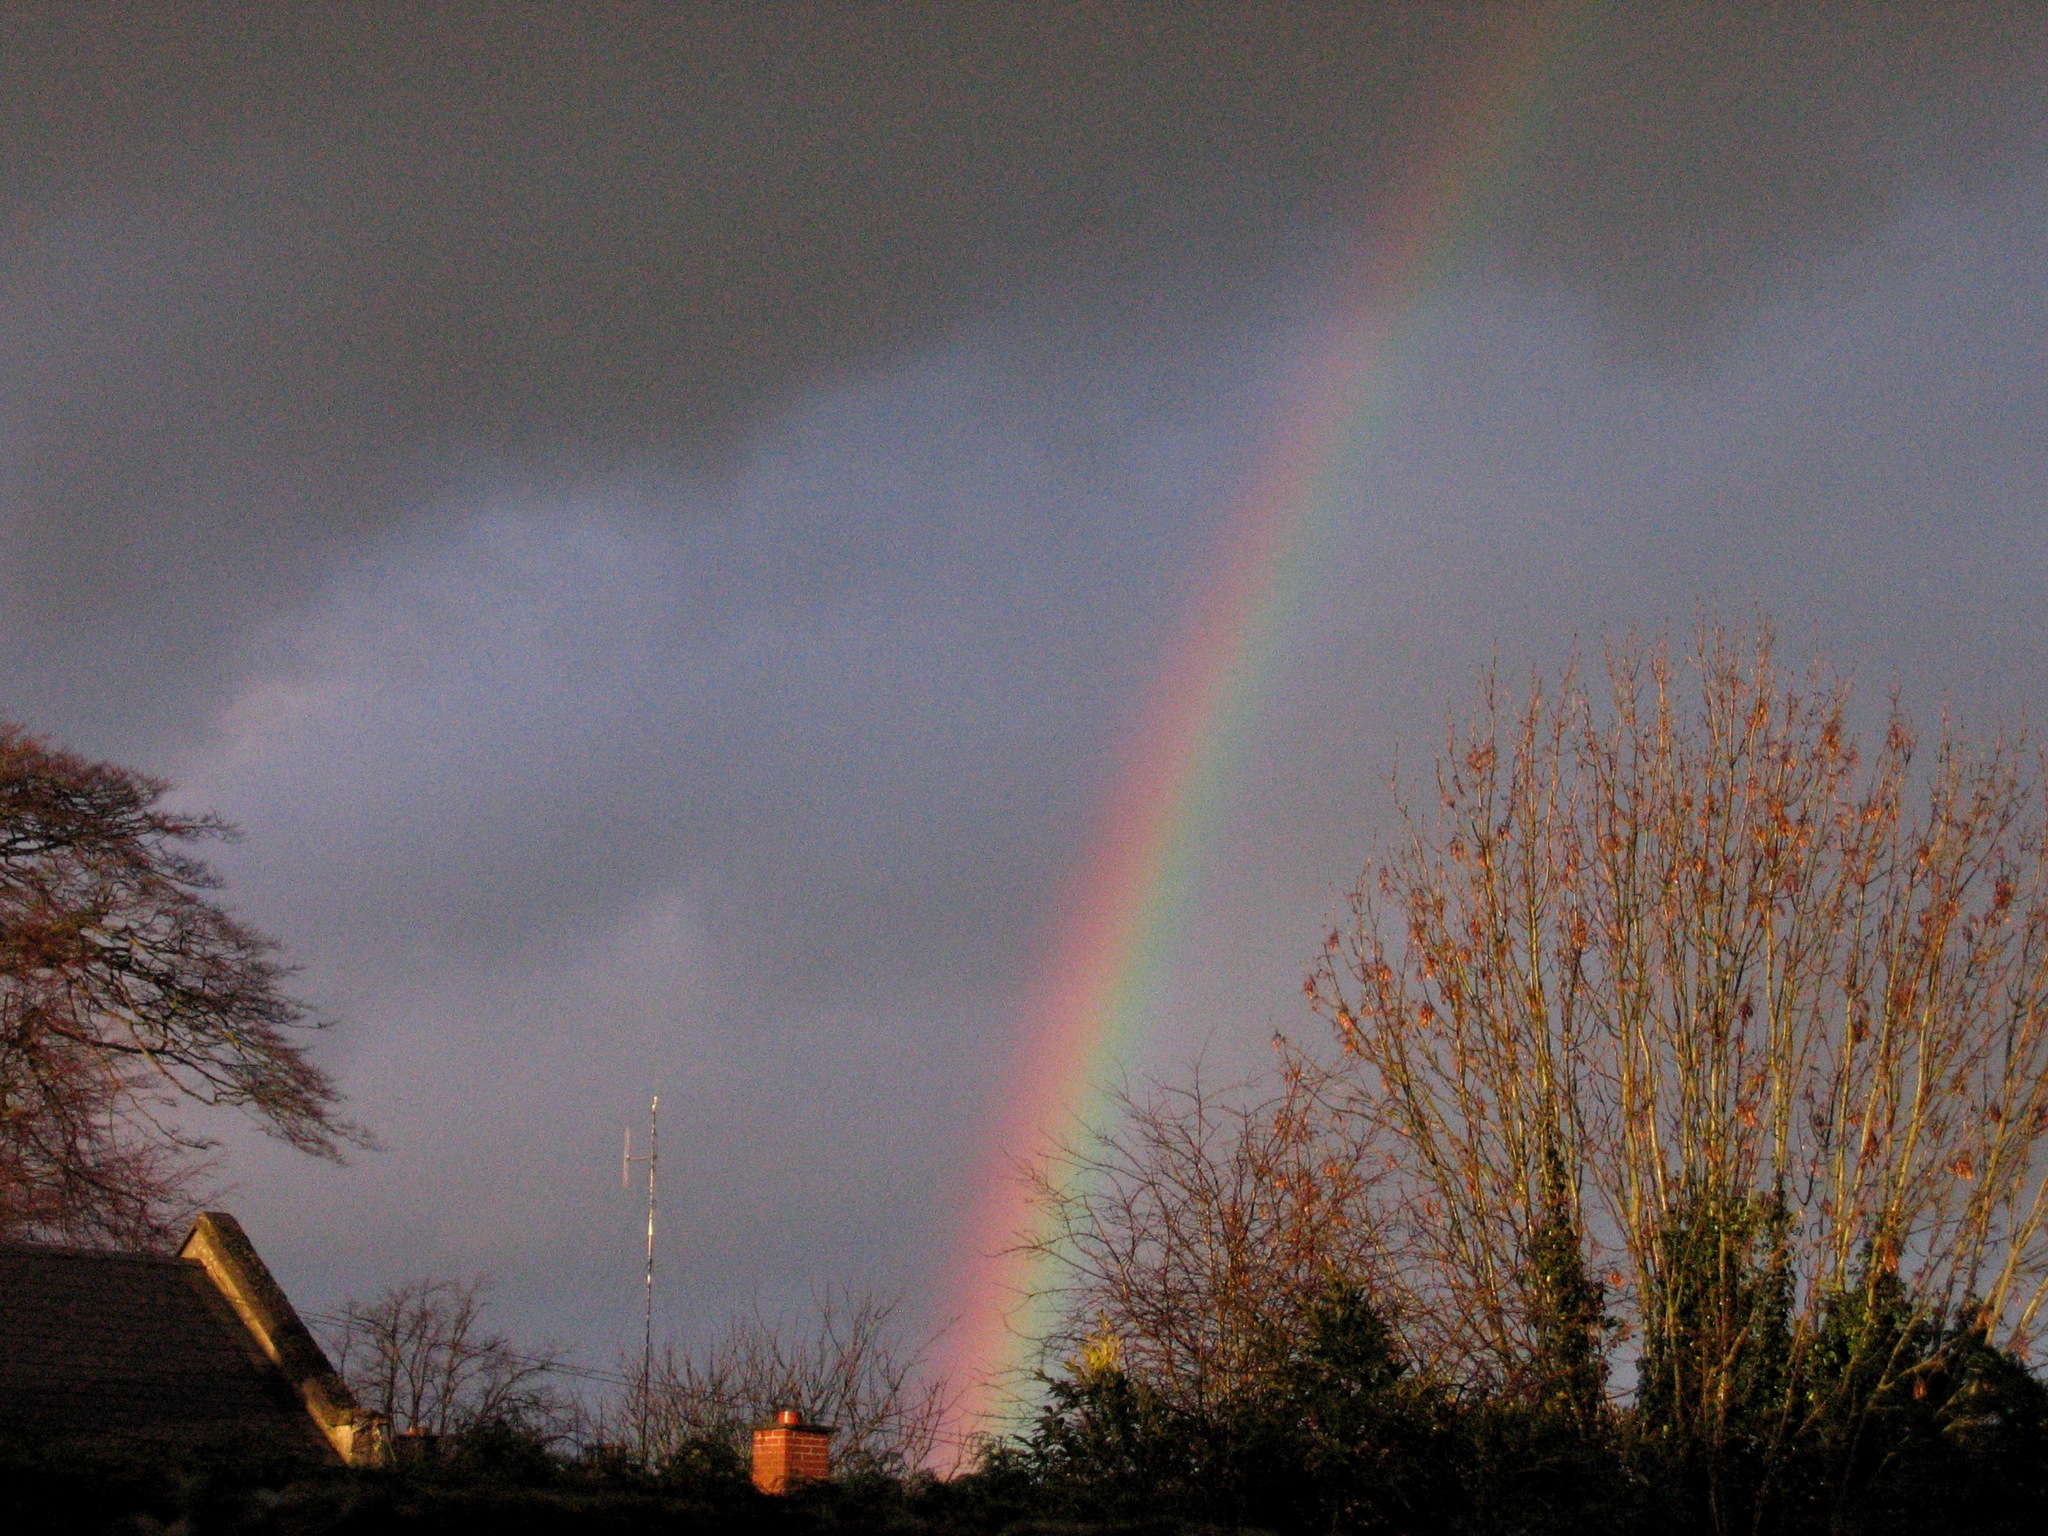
(623, 1094, 658, 1460)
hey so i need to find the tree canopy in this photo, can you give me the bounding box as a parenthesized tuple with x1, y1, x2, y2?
(0, 723, 356, 1247)
(1019, 621, 2048, 1534)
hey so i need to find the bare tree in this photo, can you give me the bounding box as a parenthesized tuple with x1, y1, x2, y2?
(327, 1276, 573, 1440)
(619, 1285, 955, 1474)
(0, 723, 359, 1247)
(1305, 620, 2048, 1503)
(1019, 1063, 1390, 1417)
(0, 1009, 207, 1250)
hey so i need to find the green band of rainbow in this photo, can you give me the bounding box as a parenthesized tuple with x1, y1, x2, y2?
(934, 3, 1586, 1440)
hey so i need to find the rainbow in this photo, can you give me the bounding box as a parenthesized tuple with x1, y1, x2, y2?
(933, 5, 1586, 1442)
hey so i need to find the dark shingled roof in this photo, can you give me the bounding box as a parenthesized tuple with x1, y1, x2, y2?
(0, 1241, 332, 1454)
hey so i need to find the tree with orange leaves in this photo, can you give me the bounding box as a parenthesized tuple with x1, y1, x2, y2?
(1306, 619, 2048, 1522)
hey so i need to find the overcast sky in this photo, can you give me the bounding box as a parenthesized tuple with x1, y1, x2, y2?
(6, 3, 2048, 1407)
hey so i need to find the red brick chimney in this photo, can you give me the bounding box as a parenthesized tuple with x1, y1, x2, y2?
(751, 1408, 833, 1493)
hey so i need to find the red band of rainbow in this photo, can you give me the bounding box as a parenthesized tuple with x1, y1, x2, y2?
(934, 3, 1587, 1442)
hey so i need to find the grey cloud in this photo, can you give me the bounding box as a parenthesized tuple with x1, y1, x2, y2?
(1497, 4, 2048, 346)
(177, 326, 1267, 1003)
(4, 5, 2046, 748)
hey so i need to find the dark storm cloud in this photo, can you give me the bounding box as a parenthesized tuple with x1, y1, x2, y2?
(4, 4, 2045, 743)
(1498, 4, 2048, 344)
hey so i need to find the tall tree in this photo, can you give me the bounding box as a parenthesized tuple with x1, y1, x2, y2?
(1306, 620, 2048, 1524)
(0, 723, 356, 1246)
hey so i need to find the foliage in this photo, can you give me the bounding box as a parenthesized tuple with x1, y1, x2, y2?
(1025, 1276, 1457, 1532)
(996, 619, 2048, 1534)
(1018, 1065, 1390, 1417)
(0, 1420, 1062, 1536)
(1301, 619, 2048, 1527)
(0, 1331, 2039, 1536)
(0, 722, 358, 1246)
(1524, 1141, 1611, 1428)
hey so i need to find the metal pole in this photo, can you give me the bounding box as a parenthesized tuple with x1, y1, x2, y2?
(643, 1094, 658, 1462)
(623, 1095, 660, 1465)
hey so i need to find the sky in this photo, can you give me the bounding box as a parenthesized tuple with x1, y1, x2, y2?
(5, 2, 2048, 1433)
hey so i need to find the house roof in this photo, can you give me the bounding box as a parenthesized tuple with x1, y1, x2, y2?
(0, 1219, 356, 1458)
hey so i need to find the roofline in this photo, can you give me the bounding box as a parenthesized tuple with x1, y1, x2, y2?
(178, 1212, 385, 1465)
(0, 1238, 198, 1265)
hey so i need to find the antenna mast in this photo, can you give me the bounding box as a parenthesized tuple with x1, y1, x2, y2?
(623, 1094, 659, 1460)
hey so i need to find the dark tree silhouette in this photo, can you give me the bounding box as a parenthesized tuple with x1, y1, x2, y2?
(0, 722, 357, 1246)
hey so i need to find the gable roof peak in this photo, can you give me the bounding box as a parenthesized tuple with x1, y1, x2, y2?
(177, 1211, 383, 1464)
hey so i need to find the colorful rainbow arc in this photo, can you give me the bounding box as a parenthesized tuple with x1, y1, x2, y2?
(933, 5, 1585, 1441)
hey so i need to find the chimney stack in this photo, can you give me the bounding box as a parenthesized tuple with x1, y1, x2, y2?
(751, 1408, 833, 1493)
